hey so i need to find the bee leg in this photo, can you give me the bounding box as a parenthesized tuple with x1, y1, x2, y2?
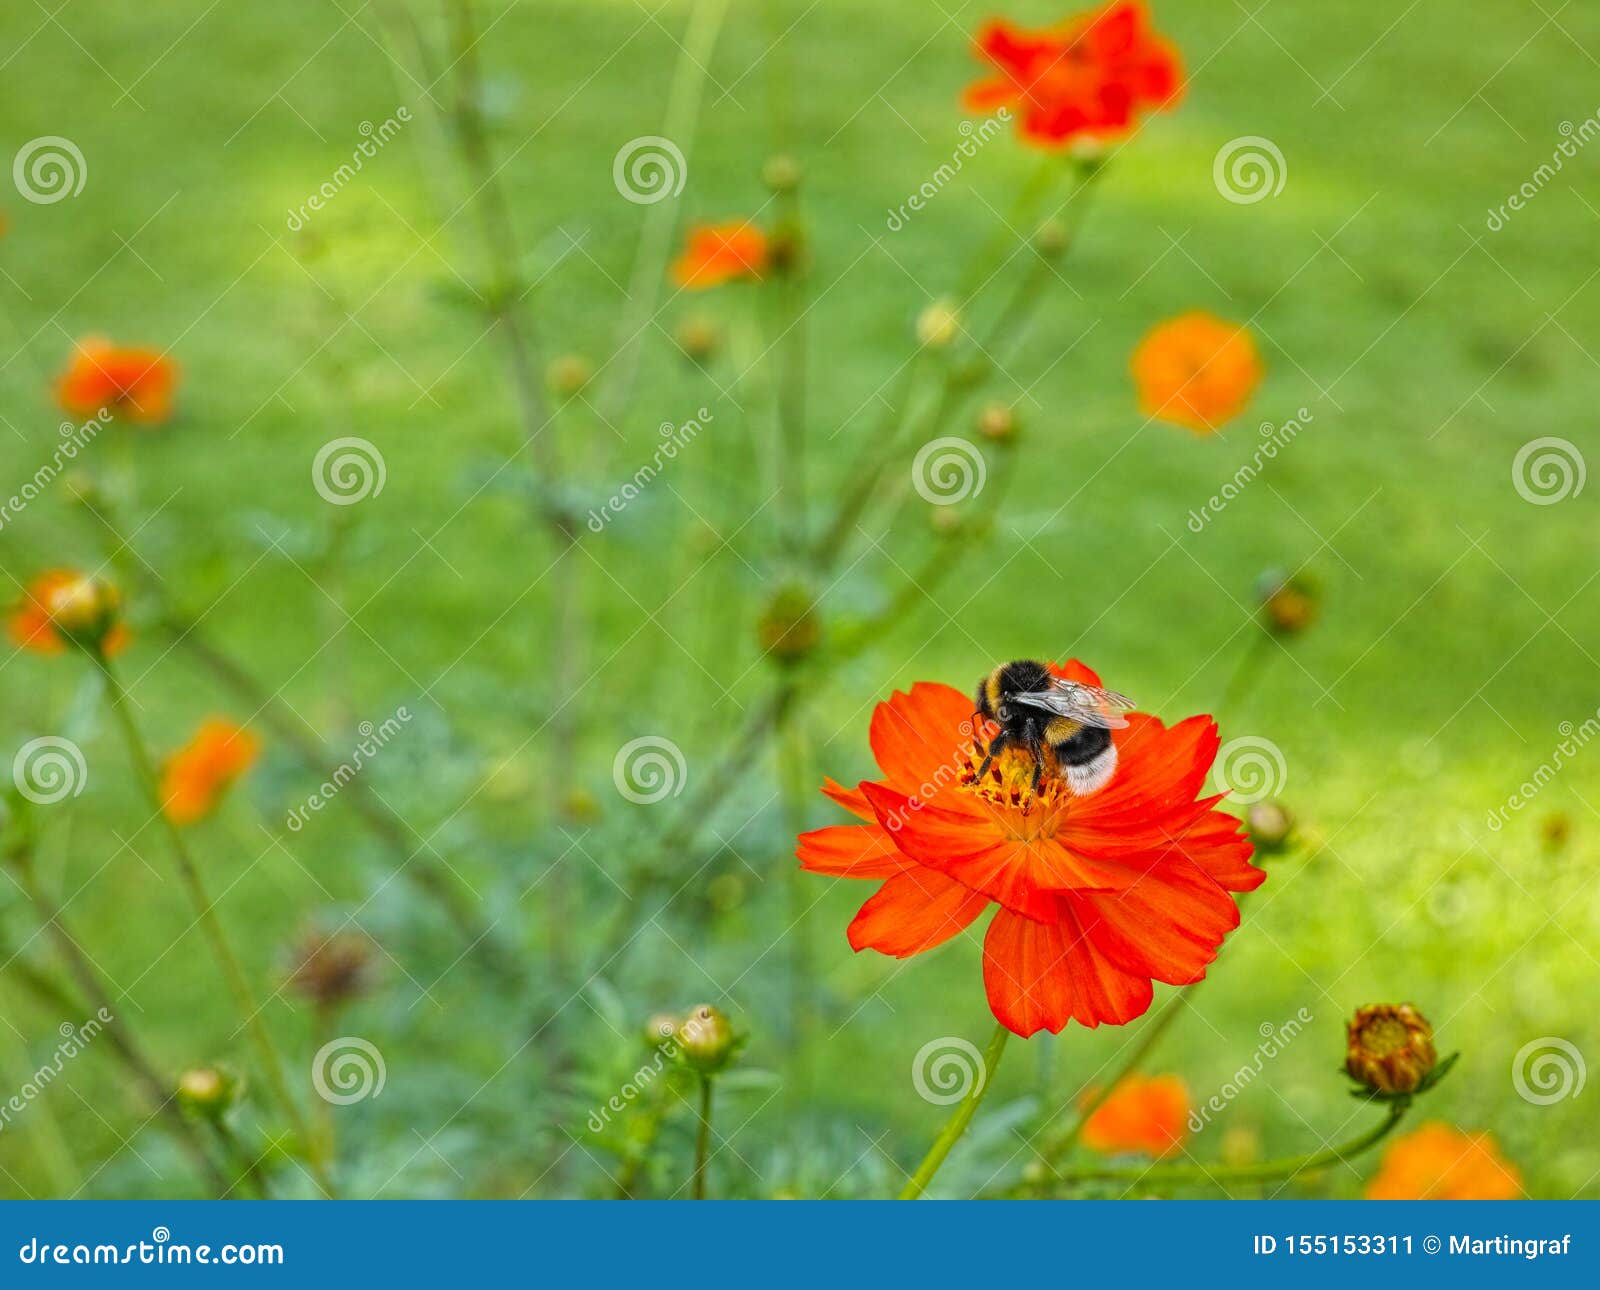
(1027, 734, 1049, 796)
(974, 731, 1010, 781)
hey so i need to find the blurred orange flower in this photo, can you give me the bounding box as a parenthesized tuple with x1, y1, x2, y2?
(1131, 311, 1262, 433)
(797, 662, 1262, 1037)
(671, 222, 768, 289)
(8, 570, 129, 657)
(57, 336, 179, 424)
(965, 2, 1183, 149)
(160, 719, 261, 826)
(1081, 1073, 1190, 1157)
(1365, 1122, 1522, 1200)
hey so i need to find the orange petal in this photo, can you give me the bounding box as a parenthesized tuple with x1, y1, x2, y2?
(848, 868, 989, 959)
(1071, 859, 1239, 985)
(867, 682, 976, 796)
(983, 906, 1154, 1036)
(797, 823, 910, 879)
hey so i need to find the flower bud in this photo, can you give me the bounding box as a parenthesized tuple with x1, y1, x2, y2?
(285, 926, 374, 1011)
(675, 314, 721, 364)
(644, 1012, 680, 1049)
(1035, 219, 1069, 258)
(1345, 1003, 1437, 1096)
(1245, 799, 1294, 853)
(767, 222, 806, 277)
(176, 1065, 241, 1119)
(546, 355, 593, 400)
(977, 403, 1019, 445)
(44, 573, 123, 654)
(1540, 811, 1570, 851)
(560, 786, 601, 824)
(756, 584, 820, 664)
(675, 1004, 738, 1073)
(762, 154, 802, 193)
(916, 299, 961, 349)
(1257, 569, 1319, 636)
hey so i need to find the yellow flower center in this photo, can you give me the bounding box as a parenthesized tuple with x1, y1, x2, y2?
(958, 741, 1063, 820)
(1360, 1017, 1411, 1057)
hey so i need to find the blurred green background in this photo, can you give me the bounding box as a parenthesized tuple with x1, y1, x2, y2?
(1, 0, 1596, 1198)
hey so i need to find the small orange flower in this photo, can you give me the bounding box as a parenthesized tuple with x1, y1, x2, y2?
(797, 662, 1263, 1037)
(1131, 311, 1262, 433)
(8, 570, 129, 657)
(965, 3, 1184, 149)
(56, 336, 179, 424)
(1081, 1073, 1190, 1157)
(1365, 1122, 1522, 1200)
(160, 719, 261, 826)
(671, 222, 768, 290)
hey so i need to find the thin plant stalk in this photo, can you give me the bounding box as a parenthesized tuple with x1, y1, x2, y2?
(93, 654, 334, 1197)
(10, 856, 234, 1195)
(899, 1022, 1009, 1199)
(600, 0, 733, 420)
(691, 1074, 714, 1200)
(0, 979, 84, 1196)
(1040, 1102, 1409, 1191)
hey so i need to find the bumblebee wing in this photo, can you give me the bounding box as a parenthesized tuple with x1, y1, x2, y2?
(1010, 679, 1135, 729)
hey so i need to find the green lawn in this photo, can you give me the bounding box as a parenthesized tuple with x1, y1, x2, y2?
(1, 0, 1597, 1199)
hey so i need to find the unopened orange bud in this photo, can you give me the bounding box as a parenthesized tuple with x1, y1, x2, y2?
(1345, 1003, 1437, 1095)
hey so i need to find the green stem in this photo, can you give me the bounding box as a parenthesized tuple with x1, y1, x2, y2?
(94, 655, 334, 1197)
(600, 0, 732, 421)
(1220, 629, 1275, 716)
(898, 1022, 1010, 1199)
(1044, 1102, 1409, 1191)
(692, 1075, 714, 1200)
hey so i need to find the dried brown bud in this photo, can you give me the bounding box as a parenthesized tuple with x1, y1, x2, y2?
(1345, 1003, 1437, 1095)
(286, 927, 374, 1011)
(1257, 569, 1319, 636)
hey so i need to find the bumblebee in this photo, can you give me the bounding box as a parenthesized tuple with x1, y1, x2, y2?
(973, 660, 1135, 797)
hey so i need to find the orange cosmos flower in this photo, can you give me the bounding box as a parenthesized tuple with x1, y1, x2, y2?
(965, 2, 1183, 149)
(1131, 311, 1262, 433)
(1081, 1073, 1190, 1156)
(671, 222, 768, 290)
(160, 719, 261, 826)
(797, 662, 1263, 1036)
(8, 570, 129, 657)
(1365, 1122, 1522, 1200)
(56, 336, 179, 424)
